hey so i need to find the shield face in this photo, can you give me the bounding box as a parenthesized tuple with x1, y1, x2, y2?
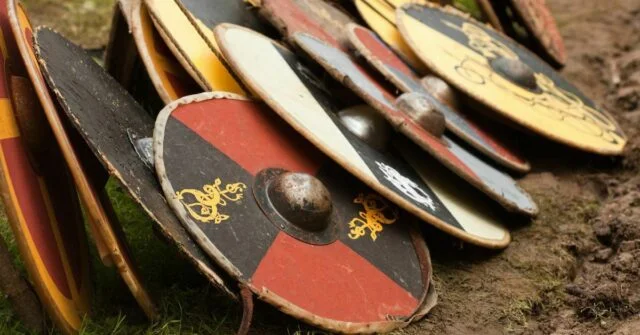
(0, 2, 91, 333)
(17, 6, 159, 319)
(154, 92, 434, 333)
(143, 0, 245, 94)
(32, 28, 234, 299)
(179, 0, 273, 39)
(293, 32, 537, 216)
(397, 4, 626, 155)
(346, 24, 530, 173)
(216, 25, 510, 248)
(256, 0, 354, 49)
(495, 0, 567, 67)
(106, 0, 201, 105)
(353, 0, 427, 72)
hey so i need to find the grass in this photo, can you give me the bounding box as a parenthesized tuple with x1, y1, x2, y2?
(0, 179, 247, 334)
(22, 0, 116, 49)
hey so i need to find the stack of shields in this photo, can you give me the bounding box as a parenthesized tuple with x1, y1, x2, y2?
(0, 0, 626, 334)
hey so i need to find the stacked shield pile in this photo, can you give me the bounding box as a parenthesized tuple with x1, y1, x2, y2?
(0, 0, 626, 334)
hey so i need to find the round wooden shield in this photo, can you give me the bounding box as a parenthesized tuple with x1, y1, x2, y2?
(110, 0, 201, 104)
(496, 0, 567, 67)
(255, 0, 354, 49)
(32, 28, 235, 300)
(176, 0, 276, 69)
(215, 24, 511, 248)
(293, 31, 537, 216)
(0, 2, 91, 333)
(396, 4, 626, 155)
(353, 0, 428, 72)
(154, 92, 435, 333)
(15, 6, 162, 319)
(144, 0, 245, 94)
(346, 23, 530, 173)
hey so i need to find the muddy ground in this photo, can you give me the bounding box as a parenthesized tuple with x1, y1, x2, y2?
(20, 0, 640, 334)
(402, 0, 640, 334)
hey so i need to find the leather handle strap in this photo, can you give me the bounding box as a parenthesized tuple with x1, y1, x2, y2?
(236, 285, 254, 335)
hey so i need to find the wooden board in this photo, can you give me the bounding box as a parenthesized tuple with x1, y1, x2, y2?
(155, 92, 437, 333)
(254, 0, 355, 49)
(13, 3, 161, 319)
(346, 23, 530, 173)
(33, 27, 237, 300)
(0, 2, 91, 333)
(216, 24, 510, 248)
(143, 0, 245, 94)
(293, 31, 537, 216)
(353, 0, 428, 72)
(105, 0, 201, 105)
(491, 0, 566, 68)
(25, 22, 161, 320)
(396, 4, 626, 155)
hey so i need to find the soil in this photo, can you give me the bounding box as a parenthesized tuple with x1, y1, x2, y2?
(19, 0, 640, 334)
(400, 0, 640, 334)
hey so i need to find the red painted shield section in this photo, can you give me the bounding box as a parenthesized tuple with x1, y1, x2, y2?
(172, 98, 324, 175)
(353, 26, 414, 78)
(251, 233, 419, 322)
(172, 98, 422, 323)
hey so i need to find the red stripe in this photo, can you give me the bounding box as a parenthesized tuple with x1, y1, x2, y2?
(1, 138, 71, 298)
(172, 99, 324, 175)
(264, 0, 341, 49)
(353, 26, 415, 78)
(251, 233, 419, 322)
(465, 119, 525, 164)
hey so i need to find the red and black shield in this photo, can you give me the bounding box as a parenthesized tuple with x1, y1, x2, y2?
(154, 92, 435, 333)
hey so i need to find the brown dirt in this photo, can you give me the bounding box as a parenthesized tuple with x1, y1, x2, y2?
(399, 0, 640, 334)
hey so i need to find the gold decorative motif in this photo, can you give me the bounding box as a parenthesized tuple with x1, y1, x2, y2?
(176, 179, 247, 224)
(348, 193, 398, 241)
(442, 20, 624, 144)
(444, 21, 518, 61)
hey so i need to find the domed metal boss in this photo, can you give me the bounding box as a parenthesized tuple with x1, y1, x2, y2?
(395, 92, 446, 138)
(337, 105, 390, 151)
(253, 168, 338, 245)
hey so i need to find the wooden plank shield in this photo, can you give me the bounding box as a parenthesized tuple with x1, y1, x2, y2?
(154, 92, 436, 333)
(144, 0, 245, 94)
(12, 2, 163, 319)
(104, 0, 201, 105)
(352, 0, 428, 72)
(396, 4, 626, 155)
(0, 1, 91, 333)
(254, 0, 354, 49)
(346, 23, 530, 173)
(177, 0, 275, 54)
(292, 31, 538, 216)
(216, 25, 510, 249)
(32, 28, 235, 299)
